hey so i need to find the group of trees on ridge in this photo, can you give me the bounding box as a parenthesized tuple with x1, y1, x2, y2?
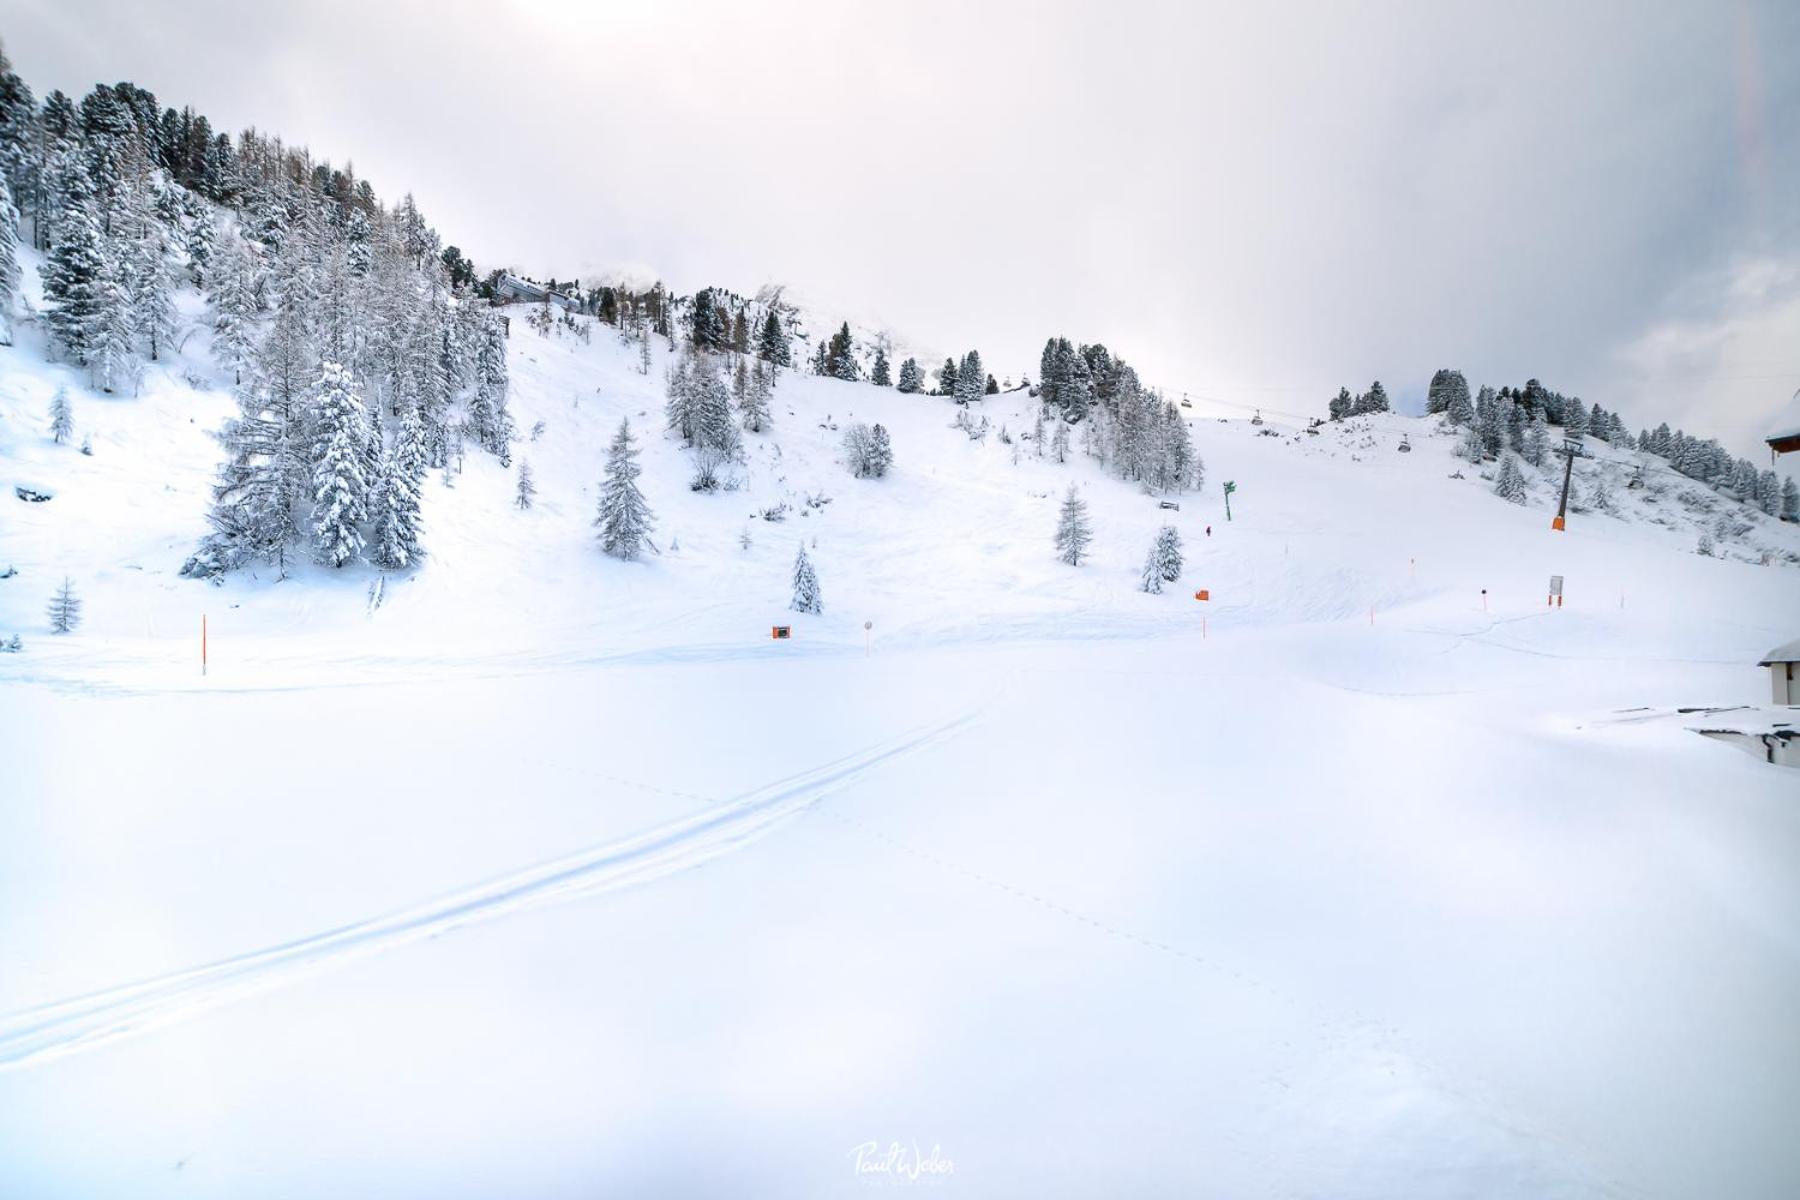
(1324, 369, 1797, 522)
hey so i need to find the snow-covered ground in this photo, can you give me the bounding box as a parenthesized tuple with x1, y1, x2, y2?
(3, 293, 1799, 1197)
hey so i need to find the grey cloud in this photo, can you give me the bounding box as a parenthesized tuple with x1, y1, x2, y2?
(7, 0, 1797, 458)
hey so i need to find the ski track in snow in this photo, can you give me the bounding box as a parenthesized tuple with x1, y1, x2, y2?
(0, 709, 984, 1072)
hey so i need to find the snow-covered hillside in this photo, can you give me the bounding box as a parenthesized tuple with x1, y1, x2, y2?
(5, 248, 1800, 1199)
(4, 249, 1796, 685)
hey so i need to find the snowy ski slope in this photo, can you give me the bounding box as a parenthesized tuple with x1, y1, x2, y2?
(2, 265, 1799, 1198)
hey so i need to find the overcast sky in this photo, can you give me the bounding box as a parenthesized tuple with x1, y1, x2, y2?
(8, 0, 1798, 459)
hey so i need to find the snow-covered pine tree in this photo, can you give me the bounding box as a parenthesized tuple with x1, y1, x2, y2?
(1139, 544, 1164, 594)
(896, 356, 922, 394)
(1153, 524, 1183, 581)
(677, 353, 739, 490)
(89, 265, 136, 394)
(371, 402, 427, 569)
(664, 350, 699, 443)
(688, 287, 726, 350)
(871, 347, 892, 387)
(638, 323, 653, 375)
(1755, 469, 1781, 518)
(1493, 453, 1528, 504)
(42, 176, 108, 366)
(937, 356, 957, 396)
(1426, 369, 1456, 415)
(515, 459, 536, 510)
(739, 359, 773, 432)
(789, 542, 822, 614)
(1587, 403, 1611, 442)
(954, 350, 985, 403)
(1055, 486, 1092, 565)
(1780, 476, 1799, 523)
(1032, 408, 1046, 457)
(1051, 420, 1070, 464)
(310, 360, 371, 568)
(756, 308, 790, 366)
(596, 416, 654, 559)
(1328, 387, 1353, 421)
(1564, 398, 1589, 438)
(0, 173, 18, 344)
(826, 322, 857, 381)
(1476, 387, 1508, 456)
(870, 423, 893, 477)
(1522, 408, 1548, 466)
(48, 386, 73, 443)
(46, 576, 81, 634)
(1446, 381, 1475, 427)
(467, 310, 512, 462)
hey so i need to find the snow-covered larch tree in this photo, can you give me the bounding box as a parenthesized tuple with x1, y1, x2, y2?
(206, 236, 262, 386)
(515, 459, 536, 510)
(739, 359, 773, 433)
(46, 576, 81, 634)
(48, 387, 73, 444)
(596, 417, 654, 560)
(310, 361, 371, 568)
(1055, 486, 1092, 565)
(790, 543, 822, 614)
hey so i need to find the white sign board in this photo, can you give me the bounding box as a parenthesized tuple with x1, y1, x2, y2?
(1549, 575, 1564, 596)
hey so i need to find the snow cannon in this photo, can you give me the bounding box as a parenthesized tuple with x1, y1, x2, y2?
(1194, 590, 1210, 602)
(771, 625, 792, 640)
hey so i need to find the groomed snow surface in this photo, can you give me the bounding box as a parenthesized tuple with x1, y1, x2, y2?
(3, 303, 1800, 1198)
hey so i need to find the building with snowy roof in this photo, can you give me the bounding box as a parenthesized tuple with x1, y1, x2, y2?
(1760, 638, 1800, 706)
(1768, 389, 1800, 461)
(495, 273, 580, 312)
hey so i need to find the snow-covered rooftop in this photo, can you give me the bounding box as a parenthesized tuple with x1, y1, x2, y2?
(1759, 638, 1800, 665)
(1768, 388, 1800, 441)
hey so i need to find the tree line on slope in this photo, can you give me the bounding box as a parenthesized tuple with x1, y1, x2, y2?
(0, 44, 519, 578)
(1325, 369, 1798, 523)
